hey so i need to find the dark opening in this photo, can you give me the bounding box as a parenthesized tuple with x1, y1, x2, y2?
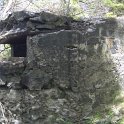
(10, 36, 27, 57)
(11, 43, 26, 57)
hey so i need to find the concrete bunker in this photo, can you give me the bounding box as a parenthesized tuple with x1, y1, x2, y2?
(0, 11, 123, 124)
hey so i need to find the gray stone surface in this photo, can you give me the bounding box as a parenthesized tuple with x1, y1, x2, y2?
(0, 57, 25, 89)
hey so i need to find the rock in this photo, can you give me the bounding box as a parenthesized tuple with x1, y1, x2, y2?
(29, 11, 59, 23)
(0, 58, 25, 88)
(10, 11, 35, 21)
(0, 80, 5, 86)
(0, 59, 25, 74)
(25, 30, 84, 91)
(21, 68, 52, 90)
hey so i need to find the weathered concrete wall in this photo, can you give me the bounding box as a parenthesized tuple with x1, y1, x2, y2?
(0, 12, 123, 123)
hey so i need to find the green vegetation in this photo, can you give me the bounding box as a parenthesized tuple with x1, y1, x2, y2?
(88, 91, 124, 124)
(66, 0, 124, 18)
(0, 44, 11, 60)
(118, 118, 124, 124)
(103, 0, 124, 17)
(66, 0, 84, 19)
